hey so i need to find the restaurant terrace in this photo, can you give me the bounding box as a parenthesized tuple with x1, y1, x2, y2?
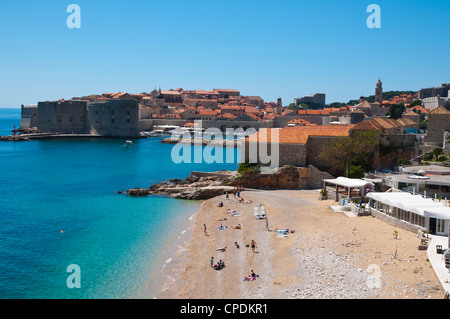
(366, 192, 450, 235)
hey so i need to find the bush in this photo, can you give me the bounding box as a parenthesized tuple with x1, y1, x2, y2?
(237, 162, 261, 175)
(402, 159, 411, 166)
(438, 155, 448, 162)
(423, 153, 433, 161)
(347, 164, 365, 179)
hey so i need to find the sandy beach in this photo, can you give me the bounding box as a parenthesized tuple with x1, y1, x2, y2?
(156, 189, 444, 299)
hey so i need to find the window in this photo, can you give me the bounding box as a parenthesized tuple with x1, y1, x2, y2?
(437, 219, 445, 233)
(57, 116, 61, 122)
(111, 110, 115, 115)
(80, 116, 85, 122)
(126, 119, 130, 124)
(111, 119, 115, 124)
(69, 116, 73, 122)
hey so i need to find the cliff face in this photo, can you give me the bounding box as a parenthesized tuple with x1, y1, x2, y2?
(228, 165, 301, 189)
(124, 165, 333, 200)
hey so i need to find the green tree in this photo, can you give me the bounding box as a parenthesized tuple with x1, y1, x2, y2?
(326, 102, 347, 108)
(347, 163, 365, 179)
(408, 99, 422, 107)
(386, 103, 406, 119)
(431, 148, 443, 161)
(319, 130, 379, 175)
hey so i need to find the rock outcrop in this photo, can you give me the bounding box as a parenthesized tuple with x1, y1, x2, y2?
(123, 165, 334, 200)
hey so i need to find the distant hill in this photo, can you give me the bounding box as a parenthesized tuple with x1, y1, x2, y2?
(347, 90, 417, 105)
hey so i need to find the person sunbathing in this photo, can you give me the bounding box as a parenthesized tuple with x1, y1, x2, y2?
(232, 224, 243, 229)
(243, 271, 258, 281)
(216, 247, 227, 252)
(213, 260, 225, 270)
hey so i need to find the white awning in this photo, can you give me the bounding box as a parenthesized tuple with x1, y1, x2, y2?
(424, 207, 450, 220)
(366, 192, 450, 218)
(323, 177, 374, 188)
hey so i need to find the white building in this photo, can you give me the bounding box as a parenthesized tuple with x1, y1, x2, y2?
(366, 192, 450, 235)
(422, 94, 450, 110)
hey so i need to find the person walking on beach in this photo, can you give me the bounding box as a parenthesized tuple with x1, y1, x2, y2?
(265, 219, 269, 231)
(225, 191, 229, 200)
(204, 224, 207, 236)
(211, 257, 214, 268)
(251, 240, 256, 253)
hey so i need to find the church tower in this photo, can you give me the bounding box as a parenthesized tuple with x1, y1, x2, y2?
(276, 97, 283, 114)
(375, 79, 383, 103)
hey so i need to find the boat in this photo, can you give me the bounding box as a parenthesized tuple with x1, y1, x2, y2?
(125, 140, 132, 146)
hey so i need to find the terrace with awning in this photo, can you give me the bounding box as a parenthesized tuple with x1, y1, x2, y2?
(366, 192, 450, 235)
(323, 177, 375, 201)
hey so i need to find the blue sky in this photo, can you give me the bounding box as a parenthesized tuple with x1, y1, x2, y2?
(0, 0, 449, 108)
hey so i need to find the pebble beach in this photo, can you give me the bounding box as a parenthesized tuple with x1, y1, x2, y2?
(155, 189, 444, 299)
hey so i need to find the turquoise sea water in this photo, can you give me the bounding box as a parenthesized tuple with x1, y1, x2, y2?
(0, 108, 240, 298)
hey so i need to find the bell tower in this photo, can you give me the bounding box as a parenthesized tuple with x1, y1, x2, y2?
(375, 79, 383, 103)
(276, 97, 282, 114)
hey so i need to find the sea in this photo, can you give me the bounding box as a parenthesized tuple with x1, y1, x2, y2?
(0, 108, 240, 298)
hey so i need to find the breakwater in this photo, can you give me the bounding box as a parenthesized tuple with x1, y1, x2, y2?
(0, 133, 145, 141)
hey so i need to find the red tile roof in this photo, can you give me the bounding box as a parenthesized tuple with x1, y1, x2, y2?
(246, 125, 354, 144)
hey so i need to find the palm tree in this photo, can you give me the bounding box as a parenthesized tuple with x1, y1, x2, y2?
(431, 148, 443, 161)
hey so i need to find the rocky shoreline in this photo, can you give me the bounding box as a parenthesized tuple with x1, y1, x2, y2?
(123, 170, 238, 200)
(121, 165, 334, 200)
